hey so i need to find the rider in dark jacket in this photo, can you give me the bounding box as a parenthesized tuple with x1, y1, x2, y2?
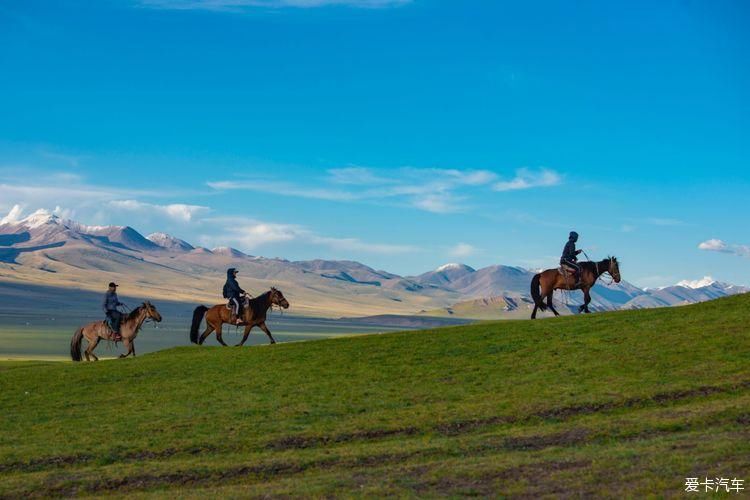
(223, 268, 246, 324)
(560, 231, 583, 284)
(103, 282, 124, 339)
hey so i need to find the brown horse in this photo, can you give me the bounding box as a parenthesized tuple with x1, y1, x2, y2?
(70, 302, 163, 361)
(190, 287, 290, 346)
(530, 257, 621, 319)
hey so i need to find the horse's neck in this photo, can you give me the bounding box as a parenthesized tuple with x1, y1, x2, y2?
(124, 308, 147, 332)
(258, 292, 272, 311)
(594, 260, 607, 276)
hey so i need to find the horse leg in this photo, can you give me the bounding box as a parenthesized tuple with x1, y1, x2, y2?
(85, 336, 100, 362)
(236, 325, 253, 347)
(546, 293, 560, 316)
(215, 324, 228, 347)
(582, 289, 592, 313)
(531, 303, 538, 320)
(198, 323, 215, 345)
(259, 322, 276, 345)
(119, 339, 132, 358)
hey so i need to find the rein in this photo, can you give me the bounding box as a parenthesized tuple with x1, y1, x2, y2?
(582, 252, 615, 286)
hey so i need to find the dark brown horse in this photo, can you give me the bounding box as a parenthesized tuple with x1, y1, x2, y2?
(190, 288, 289, 346)
(530, 257, 621, 319)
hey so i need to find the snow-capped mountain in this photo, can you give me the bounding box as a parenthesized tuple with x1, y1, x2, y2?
(413, 263, 476, 287)
(0, 209, 159, 252)
(211, 246, 251, 258)
(0, 211, 746, 318)
(147, 232, 194, 252)
(676, 276, 718, 289)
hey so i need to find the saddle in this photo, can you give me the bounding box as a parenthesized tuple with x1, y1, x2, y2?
(103, 318, 122, 341)
(558, 265, 577, 277)
(225, 296, 250, 310)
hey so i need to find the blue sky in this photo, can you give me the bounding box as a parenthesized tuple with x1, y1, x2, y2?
(0, 0, 748, 286)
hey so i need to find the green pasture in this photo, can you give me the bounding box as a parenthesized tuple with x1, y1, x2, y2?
(1, 294, 748, 497)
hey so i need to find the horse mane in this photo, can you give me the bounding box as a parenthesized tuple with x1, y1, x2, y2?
(247, 290, 272, 316)
(124, 303, 145, 322)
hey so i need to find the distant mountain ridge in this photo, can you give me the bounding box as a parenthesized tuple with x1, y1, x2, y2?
(0, 210, 746, 318)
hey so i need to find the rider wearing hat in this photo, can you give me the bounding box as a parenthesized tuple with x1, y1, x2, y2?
(223, 268, 246, 325)
(103, 282, 125, 340)
(561, 231, 583, 285)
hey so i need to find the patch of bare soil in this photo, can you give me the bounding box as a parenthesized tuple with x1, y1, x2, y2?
(266, 426, 419, 450)
(413, 459, 592, 497)
(0, 445, 220, 474)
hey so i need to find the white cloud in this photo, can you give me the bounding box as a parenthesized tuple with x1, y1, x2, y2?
(209, 166, 506, 214)
(411, 193, 465, 214)
(698, 238, 750, 258)
(109, 200, 210, 222)
(0, 204, 24, 225)
(327, 167, 392, 185)
(449, 242, 477, 258)
(493, 168, 562, 192)
(207, 180, 356, 201)
(138, 0, 410, 10)
(204, 216, 417, 254)
(309, 235, 418, 254)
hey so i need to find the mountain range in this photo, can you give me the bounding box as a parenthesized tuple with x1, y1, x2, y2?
(0, 210, 746, 319)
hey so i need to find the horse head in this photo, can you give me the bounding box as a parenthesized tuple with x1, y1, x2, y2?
(269, 287, 290, 309)
(608, 257, 621, 283)
(142, 301, 163, 322)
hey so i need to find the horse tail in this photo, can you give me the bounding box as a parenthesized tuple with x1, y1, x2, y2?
(190, 306, 208, 344)
(530, 273, 547, 312)
(70, 327, 84, 362)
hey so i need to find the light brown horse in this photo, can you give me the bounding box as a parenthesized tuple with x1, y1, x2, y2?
(190, 287, 290, 346)
(530, 257, 621, 319)
(70, 302, 163, 361)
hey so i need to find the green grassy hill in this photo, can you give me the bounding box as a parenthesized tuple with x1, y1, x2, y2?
(1, 294, 749, 497)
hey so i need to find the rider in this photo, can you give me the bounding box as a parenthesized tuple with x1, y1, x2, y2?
(561, 231, 583, 285)
(103, 282, 124, 341)
(223, 268, 246, 325)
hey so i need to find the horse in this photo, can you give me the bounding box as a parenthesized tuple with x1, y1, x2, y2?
(189, 287, 290, 347)
(70, 302, 163, 361)
(530, 257, 621, 319)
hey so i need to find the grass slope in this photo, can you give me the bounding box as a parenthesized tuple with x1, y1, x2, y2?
(1, 294, 749, 497)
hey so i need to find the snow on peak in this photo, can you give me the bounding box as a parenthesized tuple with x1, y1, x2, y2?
(677, 276, 717, 289)
(147, 232, 194, 250)
(22, 210, 60, 228)
(435, 263, 474, 273)
(212, 246, 247, 257)
(0, 207, 63, 229)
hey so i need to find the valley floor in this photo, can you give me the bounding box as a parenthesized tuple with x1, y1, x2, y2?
(0, 294, 748, 497)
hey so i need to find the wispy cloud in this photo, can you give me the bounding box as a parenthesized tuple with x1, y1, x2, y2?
(202, 216, 418, 254)
(327, 167, 394, 186)
(109, 200, 210, 222)
(493, 168, 562, 192)
(138, 0, 410, 11)
(208, 167, 516, 214)
(698, 239, 750, 258)
(448, 242, 477, 258)
(206, 180, 356, 202)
